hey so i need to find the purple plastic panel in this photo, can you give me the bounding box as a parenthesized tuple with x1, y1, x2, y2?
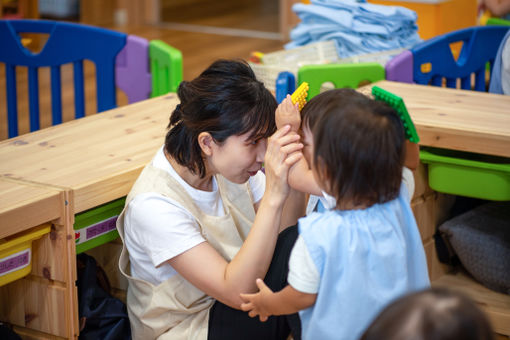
(115, 35, 152, 103)
(385, 50, 414, 83)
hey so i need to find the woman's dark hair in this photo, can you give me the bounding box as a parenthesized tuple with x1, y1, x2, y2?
(165, 59, 277, 177)
(311, 93, 405, 208)
(360, 287, 494, 340)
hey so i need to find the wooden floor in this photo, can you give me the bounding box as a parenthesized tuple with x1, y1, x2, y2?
(0, 1, 286, 140)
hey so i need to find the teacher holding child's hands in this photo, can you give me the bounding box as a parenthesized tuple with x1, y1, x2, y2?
(116, 59, 304, 340)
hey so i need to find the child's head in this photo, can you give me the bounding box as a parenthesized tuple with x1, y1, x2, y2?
(300, 88, 369, 136)
(361, 287, 494, 340)
(301, 89, 405, 209)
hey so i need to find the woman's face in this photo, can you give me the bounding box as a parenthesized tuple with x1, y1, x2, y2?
(209, 131, 267, 184)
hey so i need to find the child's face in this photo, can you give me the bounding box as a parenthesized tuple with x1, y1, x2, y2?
(303, 122, 332, 196)
(301, 122, 314, 167)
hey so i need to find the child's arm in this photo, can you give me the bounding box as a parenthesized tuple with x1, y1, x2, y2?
(240, 278, 317, 321)
(275, 96, 322, 196)
(288, 156, 323, 196)
(404, 141, 420, 171)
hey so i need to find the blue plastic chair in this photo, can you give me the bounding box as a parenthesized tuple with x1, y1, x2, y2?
(386, 26, 510, 91)
(0, 19, 152, 138)
(275, 71, 296, 103)
(384, 26, 510, 200)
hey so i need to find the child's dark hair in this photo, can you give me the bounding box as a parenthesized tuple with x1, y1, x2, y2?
(301, 88, 369, 132)
(311, 93, 405, 208)
(360, 287, 494, 340)
(165, 59, 277, 178)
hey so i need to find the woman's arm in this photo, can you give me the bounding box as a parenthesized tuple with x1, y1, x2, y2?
(240, 279, 317, 321)
(279, 186, 307, 231)
(169, 126, 303, 309)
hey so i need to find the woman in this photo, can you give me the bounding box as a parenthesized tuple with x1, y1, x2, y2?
(116, 59, 304, 339)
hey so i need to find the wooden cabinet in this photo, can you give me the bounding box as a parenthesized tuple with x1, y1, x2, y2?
(411, 162, 510, 336)
(0, 94, 175, 339)
(0, 180, 77, 339)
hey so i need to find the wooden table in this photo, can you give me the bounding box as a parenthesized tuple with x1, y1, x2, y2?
(0, 93, 177, 339)
(1, 86, 509, 337)
(0, 93, 178, 214)
(0, 179, 63, 239)
(362, 81, 510, 158)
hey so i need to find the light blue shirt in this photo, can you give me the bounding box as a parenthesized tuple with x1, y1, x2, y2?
(298, 183, 430, 340)
(489, 30, 510, 95)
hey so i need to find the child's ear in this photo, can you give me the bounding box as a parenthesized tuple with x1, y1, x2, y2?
(198, 132, 214, 156)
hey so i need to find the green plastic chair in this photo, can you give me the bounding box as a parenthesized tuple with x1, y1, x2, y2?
(149, 40, 183, 97)
(297, 63, 386, 99)
(487, 17, 510, 26)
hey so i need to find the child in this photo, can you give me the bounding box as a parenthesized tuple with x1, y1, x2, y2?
(360, 287, 494, 340)
(240, 89, 430, 340)
(275, 89, 419, 212)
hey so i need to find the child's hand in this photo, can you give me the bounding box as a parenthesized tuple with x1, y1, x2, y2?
(276, 95, 301, 132)
(240, 278, 274, 322)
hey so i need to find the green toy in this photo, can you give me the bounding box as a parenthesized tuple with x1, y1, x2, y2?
(371, 86, 420, 143)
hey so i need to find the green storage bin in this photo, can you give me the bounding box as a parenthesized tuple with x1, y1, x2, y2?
(74, 197, 126, 254)
(297, 62, 386, 99)
(420, 148, 510, 201)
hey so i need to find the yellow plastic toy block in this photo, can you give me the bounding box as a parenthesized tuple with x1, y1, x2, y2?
(291, 82, 309, 111)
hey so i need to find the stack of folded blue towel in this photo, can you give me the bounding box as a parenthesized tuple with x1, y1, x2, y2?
(286, 0, 422, 58)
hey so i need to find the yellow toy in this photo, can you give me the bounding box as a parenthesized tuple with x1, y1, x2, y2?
(291, 82, 309, 111)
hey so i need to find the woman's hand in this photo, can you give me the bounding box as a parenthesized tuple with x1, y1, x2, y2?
(276, 95, 301, 132)
(264, 125, 303, 204)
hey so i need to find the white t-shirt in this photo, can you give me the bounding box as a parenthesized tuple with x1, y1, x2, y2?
(288, 167, 415, 294)
(124, 146, 266, 285)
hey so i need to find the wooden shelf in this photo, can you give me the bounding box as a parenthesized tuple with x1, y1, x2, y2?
(432, 270, 510, 335)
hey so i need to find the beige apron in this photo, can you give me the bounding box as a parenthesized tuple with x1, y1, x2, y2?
(117, 164, 256, 340)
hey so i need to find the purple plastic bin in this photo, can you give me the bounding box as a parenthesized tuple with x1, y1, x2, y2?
(115, 35, 152, 103)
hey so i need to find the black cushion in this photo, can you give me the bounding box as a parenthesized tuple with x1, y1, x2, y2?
(439, 202, 510, 295)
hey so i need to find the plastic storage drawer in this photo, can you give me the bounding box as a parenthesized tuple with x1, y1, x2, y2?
(420, 148, 510, 201)
(74, 197, 126, 254)
(0, 224, 51, 287)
